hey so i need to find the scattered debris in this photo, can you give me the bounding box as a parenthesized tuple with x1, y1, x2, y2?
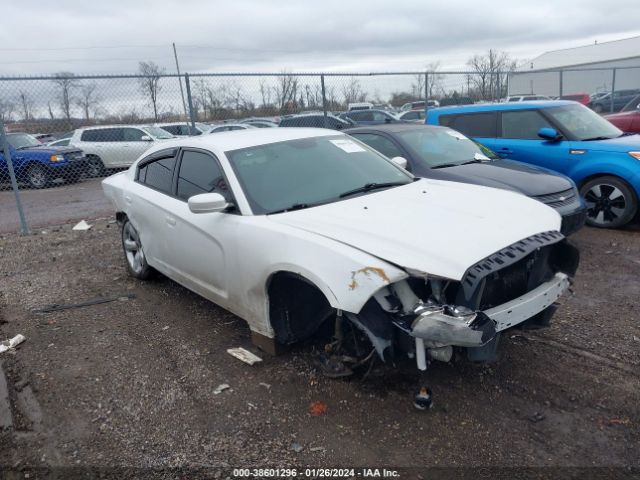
(309, 400, 328, 416)
(247, 402, 257, 410)
(72, 220, 92, 231)
(290, 442, 304, 453)
(633, 335, 639, 342)
(413, 387, 433, 411)
(259, 382, 271, 389)
(608, 418, 631, 426)
(227, 347, 262, 365)
(0, 334, 26, 354)
(162, 326, 170, 331)
(528, 412, 546, 423)
(33, 294, 136, 314)
(213, 384, 230, 395)
(309, 446, 326, 452)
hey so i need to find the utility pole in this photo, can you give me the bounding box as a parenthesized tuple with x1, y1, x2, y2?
(172, 43, 190, 128)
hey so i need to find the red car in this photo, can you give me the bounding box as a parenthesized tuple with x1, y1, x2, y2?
(559, 93, 590, 105)
(605, 94, 640, 133)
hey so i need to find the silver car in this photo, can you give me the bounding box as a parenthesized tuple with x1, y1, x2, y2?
(69, 125, 174, 176)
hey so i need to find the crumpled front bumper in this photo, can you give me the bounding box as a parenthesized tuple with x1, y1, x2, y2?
(410, 272, 570, 347)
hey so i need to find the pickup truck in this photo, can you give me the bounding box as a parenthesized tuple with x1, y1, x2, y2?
(1, 132, 88, 188)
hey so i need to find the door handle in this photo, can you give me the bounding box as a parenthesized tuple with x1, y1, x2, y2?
(165, 216, 176, 226)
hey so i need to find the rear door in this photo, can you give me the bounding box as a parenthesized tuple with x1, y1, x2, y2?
(439, 111, 499, 151)
(495, 109, 572, 174)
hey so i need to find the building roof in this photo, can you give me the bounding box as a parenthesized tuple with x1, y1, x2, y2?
(525, 35, 640, 71)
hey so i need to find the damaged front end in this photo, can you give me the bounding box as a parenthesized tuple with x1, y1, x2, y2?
(345, 231, 579, 370)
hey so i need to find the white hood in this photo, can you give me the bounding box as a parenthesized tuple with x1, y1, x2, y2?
(268, 179, 562, 281)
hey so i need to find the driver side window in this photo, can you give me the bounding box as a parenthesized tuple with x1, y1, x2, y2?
(501, 110, 553, 140)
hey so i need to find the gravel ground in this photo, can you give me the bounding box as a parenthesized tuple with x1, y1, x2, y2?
(0, 219, 639, 478)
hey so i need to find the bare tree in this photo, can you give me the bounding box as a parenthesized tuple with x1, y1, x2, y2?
(52, 72, 79, 125)
(341, 77, 366, 105)
(47, 102, 55, 120)
(76, 82, 101, 121)
(138, 61, 165, 121)
(259, 79, 273, 109)
(467, 50, 516, 101)
(273, 72, 299, 113)
(411, 74, 425, 99)
(0, 98, 14, 122)
(426, 62, 445, 98)
(17, 91, 32, 121)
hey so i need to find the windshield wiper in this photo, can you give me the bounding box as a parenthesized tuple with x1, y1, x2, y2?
(338, 181, 409, 198)
(267, 203, 311, 215)
(431, 162, 464, 169)
(582, 136, 614, 141)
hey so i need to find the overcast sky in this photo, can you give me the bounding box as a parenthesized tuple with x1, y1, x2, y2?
(1, 0, 640, 76)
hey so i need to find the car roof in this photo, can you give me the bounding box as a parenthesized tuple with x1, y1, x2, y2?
(345, 124, 443, 134)
(428, 100, 576, 116)
(145, 127, 340, 153)
(76, 124, 153, 131)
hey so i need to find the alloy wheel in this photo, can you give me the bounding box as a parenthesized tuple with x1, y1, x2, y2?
(584, 183, 627, 226)
(123, 222, 145, 274)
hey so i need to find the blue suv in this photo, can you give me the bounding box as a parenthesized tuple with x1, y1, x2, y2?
(1, 132, 88, 188)
(427, 101, 640, 228)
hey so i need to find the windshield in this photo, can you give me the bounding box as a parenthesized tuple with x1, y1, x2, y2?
(398, 128, 491, 168)
(545, 103, 622, 140)
(6, 133, 41, 149)
(143, 126, 174, 139)
(226, 135, 413, 214)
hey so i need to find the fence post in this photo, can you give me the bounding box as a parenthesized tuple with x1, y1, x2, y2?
(184, 73, 197, 130)
(610, 68, 617, 113)
(558, 70, 563, 97)
(320, 74, 328, 128)
(0, 119, 29, 235)
(424, 72, 429, 115)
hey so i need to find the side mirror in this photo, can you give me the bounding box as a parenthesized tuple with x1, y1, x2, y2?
(140, 135, 153, 142)
(390, 156, 408, 169)
(188, 193, 230, 214)
(538, 127, 562, 141)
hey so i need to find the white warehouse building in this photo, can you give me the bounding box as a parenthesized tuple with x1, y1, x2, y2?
(508, 35, 640, 97)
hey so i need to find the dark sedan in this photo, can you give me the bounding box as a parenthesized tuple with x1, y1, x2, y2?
(346, 124, 586, 235)
(339, 109, 403, 126)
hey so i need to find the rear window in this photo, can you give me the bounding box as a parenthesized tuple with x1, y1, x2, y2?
(439, 112, 497, 137)
(138, 156, 177, 194)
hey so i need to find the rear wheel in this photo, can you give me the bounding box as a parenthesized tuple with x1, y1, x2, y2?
(122, 219, 153, 279)
(580, 176, 637, 228)
(26, 164, 49, 189)
(86, 155, 105, 178)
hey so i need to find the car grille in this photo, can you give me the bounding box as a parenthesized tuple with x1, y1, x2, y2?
(533, 188, 577, 208)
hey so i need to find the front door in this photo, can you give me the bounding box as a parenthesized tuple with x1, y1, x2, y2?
(493, 109, 572, 175)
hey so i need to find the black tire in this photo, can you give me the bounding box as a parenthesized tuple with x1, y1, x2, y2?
(26, 164, 50, 189)
(580, 176, 638, 228)
(86, 155, 105, 178)
(121, 219, 153, 280)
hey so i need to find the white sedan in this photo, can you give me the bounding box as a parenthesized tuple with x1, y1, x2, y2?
(102, 128, 579, 370)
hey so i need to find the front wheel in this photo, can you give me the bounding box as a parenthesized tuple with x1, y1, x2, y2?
(26, 164, 49, 189)
(86, 156, 105, 178)
(580, 176, 637, 228)
(122, 219, 153, 279)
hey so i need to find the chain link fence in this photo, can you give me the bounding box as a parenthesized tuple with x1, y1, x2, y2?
(1, 67, 639, 233)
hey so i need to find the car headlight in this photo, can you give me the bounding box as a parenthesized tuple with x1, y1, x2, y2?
(50, 154, 65, 162)
(629, 152, 640, 161)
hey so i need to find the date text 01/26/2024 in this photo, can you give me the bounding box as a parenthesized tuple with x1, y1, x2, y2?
(232, 468, 400, 477)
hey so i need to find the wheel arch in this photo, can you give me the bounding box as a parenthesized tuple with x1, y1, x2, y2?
(265, 270, 336, 344)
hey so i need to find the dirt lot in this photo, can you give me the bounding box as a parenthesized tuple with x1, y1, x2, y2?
(0, 217, 639, 478)
(0, 179, 113, 234)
